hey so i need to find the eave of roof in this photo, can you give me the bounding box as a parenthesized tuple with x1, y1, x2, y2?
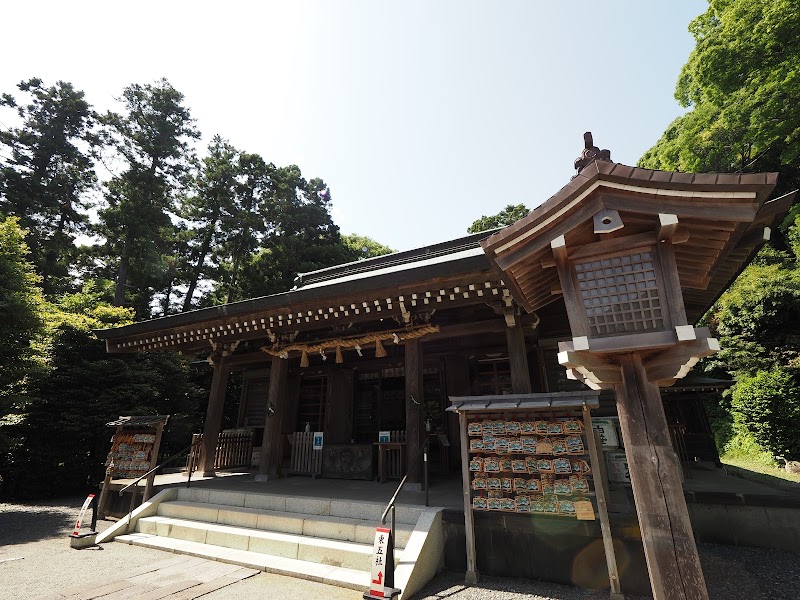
(94, 230, 497, 342)
(480, 160, 794, 322)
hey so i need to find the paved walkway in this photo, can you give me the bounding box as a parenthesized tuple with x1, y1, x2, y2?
(39, 555, 258, 600)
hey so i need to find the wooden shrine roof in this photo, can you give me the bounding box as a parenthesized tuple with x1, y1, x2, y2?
(481, 160, 795, 322)
(94, 230, 505, 353)
(447, 390, 600, 412)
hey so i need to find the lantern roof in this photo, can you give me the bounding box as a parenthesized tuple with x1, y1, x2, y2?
(481, 159, 794, 322)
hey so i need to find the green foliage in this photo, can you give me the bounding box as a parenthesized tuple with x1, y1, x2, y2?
(341, 234, 394, 260)
(729, 368, 800, 460)
(706, 262, 800, 375)
(2, 283, 209, 498)
(0, 216, 45, 395)
(97, 78, 199, 315)
(0, 78, 98, 295)
(640, 0, 800, 197)
(467, 204, 528, 233)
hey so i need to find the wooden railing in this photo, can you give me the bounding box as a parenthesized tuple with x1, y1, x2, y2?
(387, 430, 406, 479)
(289, 431, 323, 476)
(188, 429, 254, 472)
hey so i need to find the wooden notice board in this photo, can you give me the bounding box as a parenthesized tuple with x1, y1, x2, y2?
(447, 392, 621, 596)
(97, 415, 169, 519)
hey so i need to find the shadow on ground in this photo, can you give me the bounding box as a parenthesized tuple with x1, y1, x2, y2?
(0, 498, 89, 547)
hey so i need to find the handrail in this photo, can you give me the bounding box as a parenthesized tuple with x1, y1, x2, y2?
(118, 438, 203, 535)
(118, 439, 202, 495)
(374, 435, 429, 597)
(381, 474, 408, 525)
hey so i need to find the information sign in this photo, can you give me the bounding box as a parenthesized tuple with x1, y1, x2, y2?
(313, 432, 324, 450)
(369, 526, 391, 597)
(378, 430, 391, 443)
(592, 419, 620, 449)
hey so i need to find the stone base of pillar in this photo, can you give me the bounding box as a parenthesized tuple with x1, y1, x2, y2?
(254, 473, 282, 482)
(200, 470, 216, 478)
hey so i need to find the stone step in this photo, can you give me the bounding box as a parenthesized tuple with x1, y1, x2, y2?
(176, 488, 425, 525)
(116, 532, 370, 591)
(137, 515, 401, 571)
(157, 500, 414, 548)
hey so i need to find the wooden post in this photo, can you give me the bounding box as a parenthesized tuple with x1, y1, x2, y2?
(257, 355, 288, 480)
(97, 424, 121, 519)
(200, 355, 229, 477)
(505, 320, 531, 394)
(143, 422, 165, 501)
(581, 404, 622, 599)
(614, 353, 709, 600)
(405, 338, 424, 486)
(458, 410, 479, 584)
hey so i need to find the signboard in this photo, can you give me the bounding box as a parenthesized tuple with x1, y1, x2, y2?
(607, 451, 631, 483)
(592, 419, 620, 449)
(312, 431, 324, 450)
(378, 431, 391, 443)
(574, 500, 596, 521)
(369, 526, 391, 597)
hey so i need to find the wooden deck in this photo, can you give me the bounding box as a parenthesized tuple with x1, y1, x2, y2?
(41, 555, 258, 600)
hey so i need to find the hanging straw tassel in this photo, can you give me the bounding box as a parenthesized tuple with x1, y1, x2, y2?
(335, 346, 343, 364)
(300, 350, 309, 368)
(375, 338, 387, 358)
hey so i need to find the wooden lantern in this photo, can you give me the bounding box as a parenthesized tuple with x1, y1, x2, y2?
(480, 135, 794, 600)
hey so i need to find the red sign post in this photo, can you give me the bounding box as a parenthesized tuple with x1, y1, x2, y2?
(364, 526, 400, 599)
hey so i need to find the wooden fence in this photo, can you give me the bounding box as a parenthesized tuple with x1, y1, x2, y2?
(289, 431, 323, 476)
(387, 429, 406, 479)
(189, 429, 254, 472)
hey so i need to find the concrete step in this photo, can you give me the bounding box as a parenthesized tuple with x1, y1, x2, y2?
(116, 532, 370, 591)
(137, 515, 401, 571)
(175, 488, 425, 525)
(157, 500, 414, 548)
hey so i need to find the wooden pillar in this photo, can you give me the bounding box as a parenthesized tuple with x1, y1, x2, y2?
(614, 353, 709, 600)
(458, 410, 478, 584)
(200, 355, 229, 477)
(405, 338, 424, 486)
(257, 355, 288, 480)
(505, 321, 531, 394)
(143, 422, 165, 501)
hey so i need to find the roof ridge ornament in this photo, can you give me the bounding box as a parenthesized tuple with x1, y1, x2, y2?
(574, 132, 611, 175)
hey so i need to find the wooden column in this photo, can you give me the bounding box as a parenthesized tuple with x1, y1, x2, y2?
(505, 321, 531, 394)
(614, 353, 709, 600)
(405, 338, 424, 486)
(143, 422, 165, 501)
(458, 410, 478, 584)
(200, 355, 229, 477)
(257, 355, 288, 480)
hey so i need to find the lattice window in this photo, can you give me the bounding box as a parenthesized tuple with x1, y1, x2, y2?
(575, 250, 664, 336)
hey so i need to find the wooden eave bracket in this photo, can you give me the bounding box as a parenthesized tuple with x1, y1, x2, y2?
(642, 335, 720, 383)
(558, 326, 719, 388)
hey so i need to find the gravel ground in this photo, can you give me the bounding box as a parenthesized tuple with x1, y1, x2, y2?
(1, 498, 798, 600)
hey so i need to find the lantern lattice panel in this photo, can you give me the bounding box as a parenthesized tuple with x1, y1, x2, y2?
(575, 250, 664, 336)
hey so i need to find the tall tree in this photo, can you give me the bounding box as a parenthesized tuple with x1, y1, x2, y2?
(180, 136, 239, 311)
(0, 79, 98, 295)
(639, 0, 800, 198)
(467, 204, 528, 233)
(213, 152, 273, 304)
(97, 79, 199, 316)
(236, 172, 353, 299)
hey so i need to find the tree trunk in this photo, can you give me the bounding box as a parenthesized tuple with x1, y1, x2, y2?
(114, 234, 131, 306)
(182, 220, 217, 312)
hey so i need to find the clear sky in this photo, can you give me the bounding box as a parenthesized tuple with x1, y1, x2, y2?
(1, 1, 707, 252)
